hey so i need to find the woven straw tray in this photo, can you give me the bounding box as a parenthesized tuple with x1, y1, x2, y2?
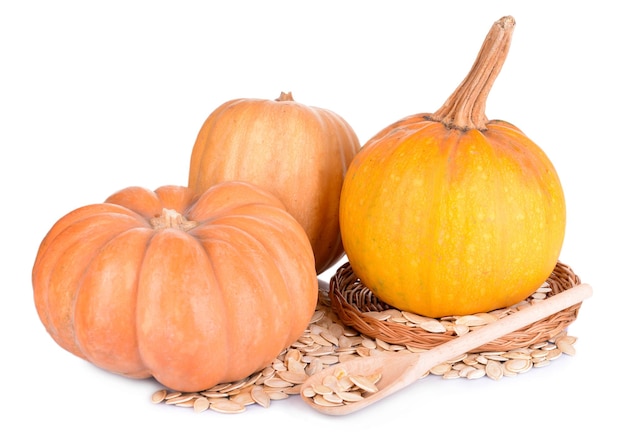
(328, 260, 582, 353)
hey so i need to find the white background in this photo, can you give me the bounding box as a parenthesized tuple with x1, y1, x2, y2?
(2, 1, 622, 437)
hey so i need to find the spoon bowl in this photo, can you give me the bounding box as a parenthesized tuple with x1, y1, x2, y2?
(301, 283, 593, 415)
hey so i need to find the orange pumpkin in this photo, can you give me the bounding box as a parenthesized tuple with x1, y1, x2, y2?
(32, 182, 318, 392)
(188, 91, 361, 274)
(339, 16, 566, 317)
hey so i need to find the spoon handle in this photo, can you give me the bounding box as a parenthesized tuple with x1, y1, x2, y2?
(402, 282, 593, 384)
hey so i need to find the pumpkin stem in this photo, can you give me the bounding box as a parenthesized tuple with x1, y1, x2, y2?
(431, 15, 515, 131)
(276, 91, 294, 102)
(150, 208, 198, 232)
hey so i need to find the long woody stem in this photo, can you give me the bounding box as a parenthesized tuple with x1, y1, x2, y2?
(431, 16, 515, 131)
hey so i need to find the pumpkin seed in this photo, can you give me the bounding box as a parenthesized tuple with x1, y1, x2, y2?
(556, 338, 576, 356)
(321, 392, 344, 404)
(349, 374, 379, 393)
(419, 320, 447, 333)
(151, 389, 167, 404)
(230, 390, 255, 406)
(504, 358, 533, 374)
(209, 399, 246, 414)
(430, 363, 452, 375)
(277, 370, 308, 384)
(312, 394, 342, 407)
(193, 397, 210, 413)
(485, 360, 504, 380)
(164, 391, 181, 400)
(455, 315, 488, 327)
(250, 385, 271, 408)
(336, 391, 365, 402)
(546, 349, 562, 361)
(532, 359, 551, 368)
(301, 387, 317, 398)
(467, 368, 487, 380)
(165, 394, 195, 405)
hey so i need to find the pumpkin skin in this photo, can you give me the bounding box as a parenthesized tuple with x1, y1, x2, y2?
(339, 16, 566, 318)
(187, 92, 361, 275)
(32, 182, 318, 392)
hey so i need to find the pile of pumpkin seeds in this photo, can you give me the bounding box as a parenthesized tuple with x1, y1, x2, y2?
(151, 284, 578, 413)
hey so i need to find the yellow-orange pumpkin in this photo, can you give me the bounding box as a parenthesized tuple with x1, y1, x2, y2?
(339, 16, 566, 317)
(32, 182, 318, 392)
(188, 92, 361, 275)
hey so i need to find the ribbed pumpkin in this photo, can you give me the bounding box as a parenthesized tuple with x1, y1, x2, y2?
(32, 182, 318, 392)
(188, 91, 361, 274)
(339, 16, 566, 318)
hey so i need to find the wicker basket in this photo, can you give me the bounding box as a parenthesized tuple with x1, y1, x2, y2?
(329, 261, 582, 353)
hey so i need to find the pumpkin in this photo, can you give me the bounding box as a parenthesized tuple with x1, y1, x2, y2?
(339, 16, 566, 318)
(187, 91, 361, 275)
(32, 182, 318, 392)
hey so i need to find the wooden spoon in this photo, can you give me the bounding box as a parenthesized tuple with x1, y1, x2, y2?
(301, 283, 592, 415)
